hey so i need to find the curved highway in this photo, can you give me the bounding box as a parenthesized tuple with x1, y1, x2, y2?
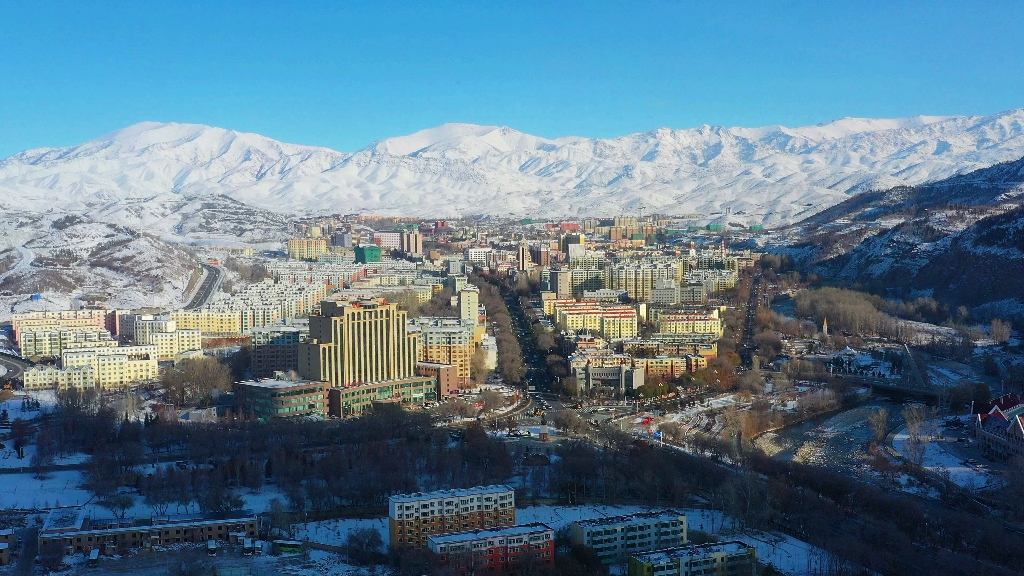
(184, 263, 224, 309)
(0, 354, 27, 382)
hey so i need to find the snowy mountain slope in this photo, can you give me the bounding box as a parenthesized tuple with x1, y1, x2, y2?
(0, 213, 199, 321)
(3, 111, 1024, 231)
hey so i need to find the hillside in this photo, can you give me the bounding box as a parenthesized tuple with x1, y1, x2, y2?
(0, 213, 198, 321)
(4, 111, 1024, 231)
(799, 157, 1024, 319)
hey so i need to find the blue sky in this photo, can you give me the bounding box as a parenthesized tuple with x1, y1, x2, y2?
(1, 1, 1023, 158)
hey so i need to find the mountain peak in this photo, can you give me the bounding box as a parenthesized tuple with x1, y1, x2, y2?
(3, 109, 1024, 228)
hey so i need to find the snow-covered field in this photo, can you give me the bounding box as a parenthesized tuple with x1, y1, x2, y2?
(0, 470, 93, 509)
(892, 426, 993, 489)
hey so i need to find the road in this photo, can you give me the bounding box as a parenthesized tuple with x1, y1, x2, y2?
(0, 354, 27, 382)
(184, 263, 223, 309)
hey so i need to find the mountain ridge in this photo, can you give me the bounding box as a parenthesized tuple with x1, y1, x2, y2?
(4, 109, 1024, 236)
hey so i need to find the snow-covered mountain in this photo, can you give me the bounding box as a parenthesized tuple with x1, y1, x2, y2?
(4, 110, 1024, 231)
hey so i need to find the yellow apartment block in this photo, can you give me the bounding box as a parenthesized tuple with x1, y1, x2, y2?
(169, 310, 242, 335)
(61, 345, 159, 388)
(288, 237, 329, 260)
(19, 329, 117, 359)
(22, 365, 97, 391)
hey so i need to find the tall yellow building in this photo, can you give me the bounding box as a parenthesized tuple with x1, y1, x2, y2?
(300, 298, 436, 416)
(287, 237, 329, 260)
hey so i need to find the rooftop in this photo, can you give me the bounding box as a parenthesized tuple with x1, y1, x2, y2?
(389, 484, 514, 504)
(429, 522, 552, 545)
(632, 541, 753, 564)
(42, 507, 88, 533)
(574, 509, 684, 528)
(235, 378, 326, 390)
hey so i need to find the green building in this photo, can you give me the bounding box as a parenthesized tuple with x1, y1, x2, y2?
(354, 245, 382, 263)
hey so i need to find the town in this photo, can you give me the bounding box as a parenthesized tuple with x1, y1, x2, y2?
(0, 213, 1021, 576)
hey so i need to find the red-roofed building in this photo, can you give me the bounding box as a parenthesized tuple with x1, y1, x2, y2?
(973, 394, 1024, 460)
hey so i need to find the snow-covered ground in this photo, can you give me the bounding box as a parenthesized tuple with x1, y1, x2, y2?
(0, 470, 93, 509)
(892, 426, 993, 489)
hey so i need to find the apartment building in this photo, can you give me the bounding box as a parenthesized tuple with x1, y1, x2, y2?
(200, 280, 327, 333)
(570, 510, 687, 563)
(428, 523, 555, 575)
(287, 237, 329, 260)
(250, 325, 302, 377)
(684, 269, 738, 292)
(388, 485, 516, 549)
(169, 310, 243, 336)
(37, 507, 257, 557)
(624, 334, 720, 360)
(411, 318, 475, 385)
(627, 541, 756, 576)
(19, 328, 116, 359)
(652, 308, 723, 338)
(607, 260, 686, 302)
(11, 309, 125, 343)
(22, 365, 97, 391)
(133, 319, 202, 361)
(552, 300, 639, 340)
(233, 376, 328, 419)
(649, 279, 707, 305)
(61, 345, 159, 388)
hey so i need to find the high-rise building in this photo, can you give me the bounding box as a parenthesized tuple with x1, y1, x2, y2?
(411, 318, 475, 386)
(400, 231, 423, 255)
(287, 237, 328, 260)
(516, 243, 531, 271)
(299, 298, 435, 416)
(354, 245, 382, 264)
(550, 269, 572, 298)
(457, 286, 479, 327)
(300, 298, 419, 387)
(250, 326, 302, 377)
(529, 244, 550, 267)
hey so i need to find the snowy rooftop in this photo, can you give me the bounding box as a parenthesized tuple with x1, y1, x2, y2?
(42, 507, 87, 533)
(235, 378, 326, 390)
(633, 540, 753, 563)
(389, 484, 513, 504)
(574, 509, 684, 528)
(428, 522, 552, 545)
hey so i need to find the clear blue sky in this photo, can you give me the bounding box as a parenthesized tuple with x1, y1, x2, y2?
(2, 1, 1023, 158)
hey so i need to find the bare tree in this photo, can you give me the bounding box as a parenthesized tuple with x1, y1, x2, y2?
(991, 318, 1012, 344)
(478, 390, 505, 415)
(868, 408, 889, 445)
